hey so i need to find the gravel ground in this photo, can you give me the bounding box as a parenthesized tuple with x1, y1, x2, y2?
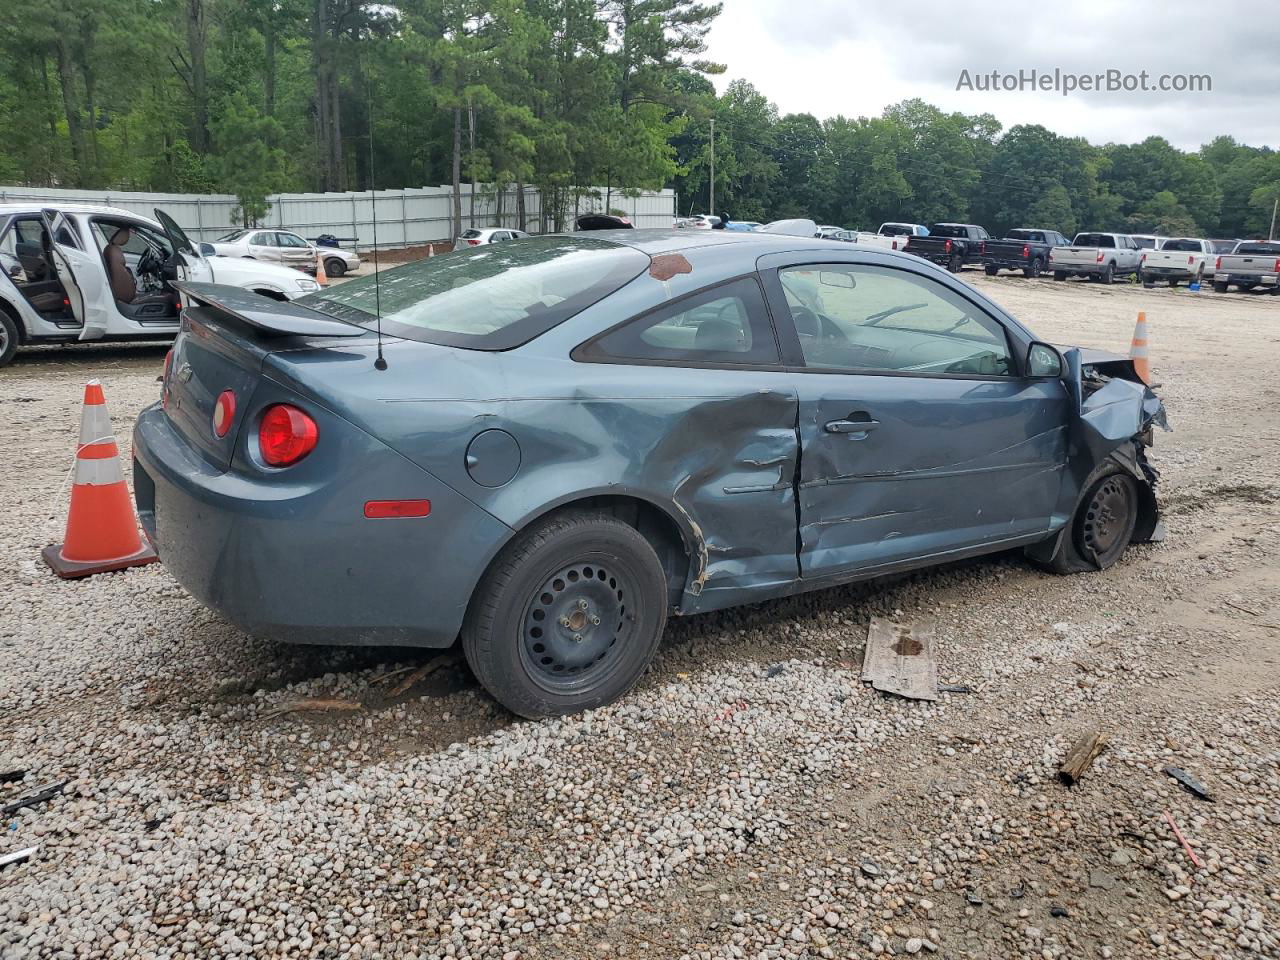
(2, 275, 1279, 959)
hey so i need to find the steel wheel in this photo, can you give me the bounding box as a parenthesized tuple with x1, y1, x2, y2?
(324, 257, 347, 277)
(1075, 473, 1136, 568)
(520, 560, 634, 694)
(0, 310, 17, 367)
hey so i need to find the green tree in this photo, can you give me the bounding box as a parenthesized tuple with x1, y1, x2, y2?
(209, 91, 289, 224)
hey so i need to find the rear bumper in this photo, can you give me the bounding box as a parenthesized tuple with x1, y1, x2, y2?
(1051, 263, 1115, 276)
(132, 397, 512, 647)
(1220, 273, 1278, 286)
(1142, 266, 1196, 279)
(980, 256, 1035, 270)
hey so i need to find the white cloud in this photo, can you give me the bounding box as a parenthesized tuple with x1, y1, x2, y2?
(702, 0, 1278, 148)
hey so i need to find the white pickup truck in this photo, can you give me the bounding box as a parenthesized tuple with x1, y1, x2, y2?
(0, 203, 321, 367)
(1212, 241, 1280, 293)
(851, 222, 929, 253)
(1049, 232, 1143, 284)
(1139, 237, 1212, 287)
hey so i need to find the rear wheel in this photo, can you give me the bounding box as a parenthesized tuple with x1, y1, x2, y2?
(1169, 278, 1181, 288)
(1023, 258, 1043, 278)
(1054, 270, 1067, 281)
(1099, 262, 1115, 284)
(984, 264, 999, 276)
(1213, 280, 1229, 293)
(948, 253, 963, 273)
(462, 511, 668, 718)
(1031, 465, 1139, 574)
(0, 309, 19, 368)
(324, 257, 346, 278)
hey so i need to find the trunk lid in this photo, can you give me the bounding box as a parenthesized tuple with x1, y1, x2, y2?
(163, 282, 365, 471)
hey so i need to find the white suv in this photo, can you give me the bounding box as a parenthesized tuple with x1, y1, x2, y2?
(0, 204, 322, 367)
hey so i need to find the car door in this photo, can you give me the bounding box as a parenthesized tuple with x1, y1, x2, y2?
(246, 230, 278, 261)
(40, 209, 114, 341)
(760, 254, 1071, 580)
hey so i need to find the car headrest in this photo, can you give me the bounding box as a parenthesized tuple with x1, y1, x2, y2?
(110, 227, 132, 246)
(694, 316, 745, 353)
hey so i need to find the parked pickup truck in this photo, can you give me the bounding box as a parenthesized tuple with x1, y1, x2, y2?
(981, 228, 1071, 278)
(904, 223, 991, 272)
(1212, 241, 1280, 293)
(1139, 237, 1212, 287)
(1048, 232, 1142, 283)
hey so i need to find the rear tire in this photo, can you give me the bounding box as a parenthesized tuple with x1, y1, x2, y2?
(0, 309, 19, 368)
(462, 511, 669, 718)
(1099, 263, 1115, 284)
(948, 253, 963, 273)
(1169, 278, 1180, 288)
(1054, 270, 1067, 281)
(1023, 258, 1042, 278)
(1031, 464, 1139, 575)
(984, 264, 999, 276)
(1213, 280, 1229, 293)
(324, 257, 346, 278)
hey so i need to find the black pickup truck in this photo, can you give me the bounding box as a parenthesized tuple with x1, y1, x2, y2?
(904, 223, 991, 272)
(980, 228, 1071, 278)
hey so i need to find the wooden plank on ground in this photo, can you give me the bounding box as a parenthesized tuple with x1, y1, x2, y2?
(861, 617, 939, 701)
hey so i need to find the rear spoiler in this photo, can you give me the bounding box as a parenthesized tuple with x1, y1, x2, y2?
(176, 282, 365, 338)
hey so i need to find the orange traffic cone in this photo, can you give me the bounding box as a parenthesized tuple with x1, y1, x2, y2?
(1130, 312, 1150, 384)
(42, 381, 158, 579)
(427, 243, 435, 258)
(314, 251, 329, 287)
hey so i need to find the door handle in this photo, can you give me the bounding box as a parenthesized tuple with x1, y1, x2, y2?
(825, 418, 880, 435)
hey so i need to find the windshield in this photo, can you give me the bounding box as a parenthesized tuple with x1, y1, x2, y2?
(1073, 233, 1115, 248)
(217, 230, 251, 242)
(298, 236, 649, 350)
(1162, 238, 1202, 252)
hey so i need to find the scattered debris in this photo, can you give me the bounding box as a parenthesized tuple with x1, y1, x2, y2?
(1222, 599, 1261, 617)
(765, 664, 786, 679)
(1058, 728, 1109, 785)
(1089, 869, 1116, 890)
(964, 890, 984, 906)
(861, 617, 938, 701)
(260, 698, 363, 721)
(1050, 905, 1070, 918)
(0, 769, 26, 784)
(938, 683, 973, 694)
(0, 781, 69, 817)
(859, 859, 881, 878)
(0, 845, 38, 869)
(1164, 765, 1214, 801)
(386, 653, 458, 697)
(1163, 811, 1204, 869)
(367, 665, 416, 686)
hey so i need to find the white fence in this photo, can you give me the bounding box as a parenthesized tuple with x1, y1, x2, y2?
(0, 184, 678, 249)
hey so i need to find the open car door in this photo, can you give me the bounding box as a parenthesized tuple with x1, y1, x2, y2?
(41, 208, 112, 341)
(153, 208, 197, 282)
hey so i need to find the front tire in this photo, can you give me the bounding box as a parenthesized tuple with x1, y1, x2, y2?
(1031, 465, 1139, 574)
(324, 257, 347, 278)
(462, 511, 669, 718)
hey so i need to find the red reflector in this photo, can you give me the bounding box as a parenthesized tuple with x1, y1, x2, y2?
(213, 389, 236, 438)
(258, 404, 318, 467)
(1216, 256, 1222, 270)
(364, 499, 431, 519)
(467, 239, 480, 245)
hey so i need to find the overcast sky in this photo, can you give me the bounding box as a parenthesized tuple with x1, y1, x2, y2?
(702, 0, 1278, 150)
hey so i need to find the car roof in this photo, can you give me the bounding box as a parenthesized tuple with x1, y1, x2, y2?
(0, 202, 141, 219)
(570, 227, 846, 256)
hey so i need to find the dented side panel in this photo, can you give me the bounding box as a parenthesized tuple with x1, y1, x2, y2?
(796, 374, 1072, 576)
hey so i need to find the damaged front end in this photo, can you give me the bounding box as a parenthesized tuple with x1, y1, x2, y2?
(1028, 347, 1170, 566)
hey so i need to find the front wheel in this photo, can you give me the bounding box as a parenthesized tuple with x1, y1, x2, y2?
(324, 257, 347, 278)
(462, 511, 669, 718)
(0, 309, 19, 367)
(1031, 466, 1139, 574)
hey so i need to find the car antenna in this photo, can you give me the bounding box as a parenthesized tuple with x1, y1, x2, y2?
(368, 77, 387, 371)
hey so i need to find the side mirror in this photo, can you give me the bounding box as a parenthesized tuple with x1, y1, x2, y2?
(1026, 341, 1064, 378)
(199, 242, 216, 257)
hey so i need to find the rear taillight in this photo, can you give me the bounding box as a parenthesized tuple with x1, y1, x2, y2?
(467, 238, 480, 246)
(258, 404, 318, 467)
(213, 390, 236, 438)
(1216, 256, 1222, 270)
(892, 240, 899, 250)
(1096, 252, 1105, 263)
(944, 239, 952, 253)
(1140, 253, 1147, 263)
(1021, 244, 1029, 258)
(1187, 256, 1195, 265)
(1274, 258, 1280, 273)
(979, 241, 986, 254)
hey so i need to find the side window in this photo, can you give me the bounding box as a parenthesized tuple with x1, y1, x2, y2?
(779, 264, 1014, 378)
(579, 276, 779, 365)
(250, 232, 274, 246)
(280, 232, 309, 248)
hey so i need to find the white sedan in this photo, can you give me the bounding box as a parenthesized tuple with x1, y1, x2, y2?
(457, 227, 531, 246)
(0, 203, 321, 367)
(204, 228, 363, 278)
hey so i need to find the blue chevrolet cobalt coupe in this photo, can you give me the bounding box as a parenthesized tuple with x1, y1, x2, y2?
(133, 229, 1166, 717)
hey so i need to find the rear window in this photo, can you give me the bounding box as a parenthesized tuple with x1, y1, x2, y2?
(880, 224, 915, 236)
(1006, 230, 1044, 242)
(928, 224, 969, 238)
(298, 236, 649, 350)
(1233, 242, 1280, 256)
(1210, 240, 1238, 253)
(1073, 233, 1115, 248)
(460, 229, 483, 239)
(1161, 238, 1201, 252)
